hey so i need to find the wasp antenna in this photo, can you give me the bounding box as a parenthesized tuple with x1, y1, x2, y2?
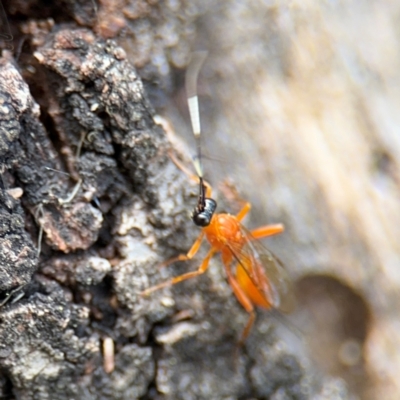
(185, 51, 217, 226)
(186, 51, 208, 179)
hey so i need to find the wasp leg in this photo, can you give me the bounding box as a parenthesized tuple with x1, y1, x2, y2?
(224, 264, 257, 346)
(250, 224, 284, 239)
(141, 247, 217, 296)
(235, 201, 284, 239)
(236, 202, 251, 221)
(159, 232, 205, 268)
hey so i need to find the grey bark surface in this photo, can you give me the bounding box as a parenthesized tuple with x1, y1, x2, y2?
(1, 0, 396, 399)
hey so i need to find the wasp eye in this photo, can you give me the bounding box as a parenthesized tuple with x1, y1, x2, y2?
(192, 213, 210, 227)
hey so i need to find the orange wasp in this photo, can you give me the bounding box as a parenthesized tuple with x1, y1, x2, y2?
(142, 52, 294, 344)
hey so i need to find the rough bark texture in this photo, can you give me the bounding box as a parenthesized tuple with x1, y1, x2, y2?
(0, 0, 397, 399)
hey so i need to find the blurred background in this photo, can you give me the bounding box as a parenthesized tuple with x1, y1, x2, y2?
(163, 2, 400, 399)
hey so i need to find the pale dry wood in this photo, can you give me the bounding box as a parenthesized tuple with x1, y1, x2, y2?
(172, 2, 400, 399)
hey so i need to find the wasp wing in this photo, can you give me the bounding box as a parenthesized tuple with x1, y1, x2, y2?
(226, 225, 295, 313)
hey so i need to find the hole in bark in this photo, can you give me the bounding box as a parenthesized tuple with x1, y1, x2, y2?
(294, 274, 371, 398)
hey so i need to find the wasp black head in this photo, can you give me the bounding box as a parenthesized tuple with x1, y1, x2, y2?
(192, 177, 217, 227)
(192, 197, 217, 227)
